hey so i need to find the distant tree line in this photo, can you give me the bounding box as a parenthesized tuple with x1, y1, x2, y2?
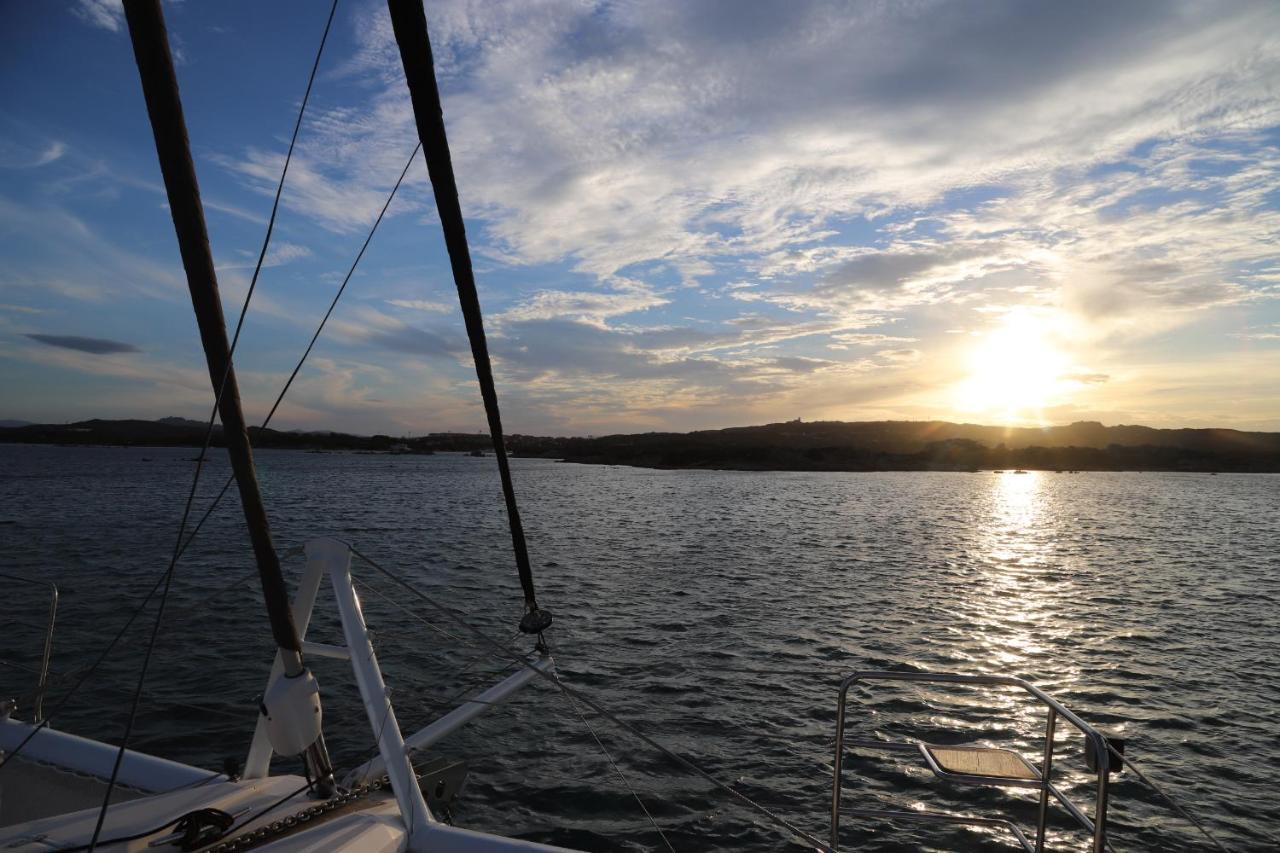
(3, 417, 1277, 472)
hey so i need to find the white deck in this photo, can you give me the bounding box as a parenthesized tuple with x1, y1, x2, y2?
(0, 750, 573, 851)
(0, 539, 578, 851)
(0, 754, 145, 828)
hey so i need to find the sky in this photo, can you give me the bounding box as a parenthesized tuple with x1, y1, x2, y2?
(1, 0, 1278, 436)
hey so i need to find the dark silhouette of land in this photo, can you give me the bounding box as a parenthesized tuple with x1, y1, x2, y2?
(527, 420, 1280, 472)
(3, 417, 1278, 472)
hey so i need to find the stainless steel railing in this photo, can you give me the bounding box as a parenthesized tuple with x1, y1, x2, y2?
(832, 670, 1114, 852)
(0, 572, 58, 721)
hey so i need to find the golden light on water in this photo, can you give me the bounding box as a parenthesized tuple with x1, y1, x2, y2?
(979, 470, 1050, 667)
(986, 468, 1041, 564)
(953, 310, 1073, 424)
(970, 471, 1082, 700)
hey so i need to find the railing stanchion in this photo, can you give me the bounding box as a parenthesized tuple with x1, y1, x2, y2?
(832, 671, 1111, 853)
(0, 573, 58, 723)
(831, 678, 853, 851)
(1035, 707, 1057, 852)
(1093, 753, 1110, 853)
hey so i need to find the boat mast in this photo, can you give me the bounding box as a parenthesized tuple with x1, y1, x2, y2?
(122, 0, 334, 790)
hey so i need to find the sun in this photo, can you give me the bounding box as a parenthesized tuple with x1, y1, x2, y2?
(953, 311, 1072, 422)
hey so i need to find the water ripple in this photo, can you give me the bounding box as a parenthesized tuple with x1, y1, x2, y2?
(1, 448, 1276, 851)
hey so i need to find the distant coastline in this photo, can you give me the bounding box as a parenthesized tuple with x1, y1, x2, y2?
(3, 417, 1279, 473)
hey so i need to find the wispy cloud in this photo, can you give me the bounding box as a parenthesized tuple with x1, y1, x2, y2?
(0, 139, 68, 170)
(71, 0, 123, 33)
(218, 145, 426, 234)
(1232, 324, 1280, 341)
(497, 283, 669, 326)
(201, 197, 268, 226)
(0, 303, 45, 315)
(385, 299, 451, 313)
(26, 333, 140, 355)
(399, 0, 1278, 287)
(32, 141, 67, 167)
(284, 1, 1276, 330)
(0, 195, 185, 301)
(9, 0, 1280, 432)
(219, 241, 312, 271)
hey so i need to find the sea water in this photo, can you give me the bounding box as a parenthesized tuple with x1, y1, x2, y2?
(1, 445, 1276, 851)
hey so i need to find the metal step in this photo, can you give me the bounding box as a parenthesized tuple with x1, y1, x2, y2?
(921, 744, 1042, 787)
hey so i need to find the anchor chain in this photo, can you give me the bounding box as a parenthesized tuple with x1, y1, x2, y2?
(207, 776, 393, 852)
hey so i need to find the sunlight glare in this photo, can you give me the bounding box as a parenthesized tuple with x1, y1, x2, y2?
(953, 311, 1072, 422)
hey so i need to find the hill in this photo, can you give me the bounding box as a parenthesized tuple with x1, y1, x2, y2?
(0, 418, 489, 453)
(1, 417, 1277, 472)
(508, 419, 1280, 472)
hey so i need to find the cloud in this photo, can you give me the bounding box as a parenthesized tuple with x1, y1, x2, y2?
(498, 285, 669, 326)
(1230, 324, 1280, 342)
(495, 317, 870, 402)
(877, 348, 923, 365)
(301, 0, 1276, 335)
(23, 0, 1280, 432)
(386, 299, 452, 313)
(264, 240, 312, 263)
(221, 241, 312, 271)
(33, 142, 68, 167)
(0, 304, 44, 315)
(219, 144, 426, 234)
(322, 304, 467, 362)
(202, 198, 268, 226)
(414, 0, 1276, 282)
(26, 333, 140, 354)
(824, 251, 957, 294)
(479, 312, 939, 433)
(829, 332, 918, 348)
(71, 0, 124, 33)
(768, 356, 835, 374)
(363, 324, 460, 358)
(0, 195, 185, 302)
(218, 1, 1277, 293)
(0, 139, 68, 170)
(779, 245, 1014, 315)
(1062, 371, 1110, 385)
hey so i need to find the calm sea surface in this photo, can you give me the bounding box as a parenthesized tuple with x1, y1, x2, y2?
(1, 445, 1277, 851)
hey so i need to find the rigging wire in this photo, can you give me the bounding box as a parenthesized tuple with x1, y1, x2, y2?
(86, 2, 340, 848)
(346, 568, 675, 849)
(0, 568, 258, 772)
(348, 545, 835, 853)
(354, 574, 471, 647)
(157, 141, 423, 574)
(558, 687, 678, 853)
(351, 576, 533, 711)
(253, 142, 423, 432)
(31, 673, 250, 726)
(1107, 743, 1232, 853)
(0, 134, 418, 771)
(353, 579, 540, 716)
(359, 563, 1233, 853)
(218, 0, 337, 389)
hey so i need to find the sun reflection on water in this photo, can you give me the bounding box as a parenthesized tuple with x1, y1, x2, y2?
(933, 471, 1087, 757)
(845, 469, 1102, 850)
(973, 470, 1069, 671)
